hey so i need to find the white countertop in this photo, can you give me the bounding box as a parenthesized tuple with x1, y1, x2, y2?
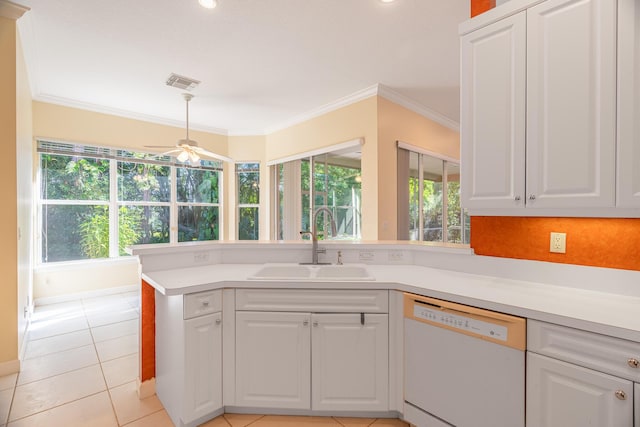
(143, 263, 640, 343)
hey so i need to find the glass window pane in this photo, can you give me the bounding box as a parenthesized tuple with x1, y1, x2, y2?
(120, 205, 170, 245)
(41, 154, 110, 201)
(117, 162, 170, 202)
(177, 168, 219, 203)
(446, 163, 463, 244)
(237, 163, 260, 204)
(238, 207, 259, 240)
(42, 205, 109, 262)
(408, 151, 420, 241)
(178, 206, 219, 242)
(423, 155, 443, 242)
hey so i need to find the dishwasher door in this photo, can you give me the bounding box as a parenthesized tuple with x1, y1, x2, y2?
(403, 293, 526, 427)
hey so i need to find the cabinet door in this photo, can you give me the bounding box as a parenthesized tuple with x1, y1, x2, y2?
(617, 0, 640, 207)
(635, 383, 639, 427)
(526, 0, 616, 208)
(460, 12, 526, 209)
(235, 311, 311, 409)
(527, 352, 633, 427)
(311, 313, 388, 411)
(184, 312, 222, 423)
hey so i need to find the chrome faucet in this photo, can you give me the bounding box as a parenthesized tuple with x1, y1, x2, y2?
(300, 207, 337, 265)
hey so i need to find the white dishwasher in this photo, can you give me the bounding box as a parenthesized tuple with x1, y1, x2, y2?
(403, 293, 526, 427)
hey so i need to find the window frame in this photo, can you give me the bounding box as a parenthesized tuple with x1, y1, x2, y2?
(235, 162, 260, 240)
(398, 142, 468, 244)
(37, 140, 223, 264)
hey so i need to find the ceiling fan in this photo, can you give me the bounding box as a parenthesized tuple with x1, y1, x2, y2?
(145, 93, 233, 165)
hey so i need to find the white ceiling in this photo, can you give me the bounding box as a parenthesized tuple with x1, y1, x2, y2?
(17, 0, 469, 135)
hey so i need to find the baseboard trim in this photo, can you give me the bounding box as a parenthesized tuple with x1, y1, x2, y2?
(0, 358, 20, 376)
(137, 377, 156, 399)
(34, 284, 139, 306)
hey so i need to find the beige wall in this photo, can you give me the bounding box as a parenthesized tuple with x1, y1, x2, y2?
(33, 259, 139, 301)
(266, 97, 380, 239)
(0, 15, 19, 368)
(376, 97, 460, 239)
(16, 30, 33, 357)
(33, 102, 229, 155)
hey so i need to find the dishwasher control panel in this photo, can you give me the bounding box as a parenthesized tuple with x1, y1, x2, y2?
(413, 303, 508, 341)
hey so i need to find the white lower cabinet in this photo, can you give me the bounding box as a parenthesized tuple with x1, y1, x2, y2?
(527, 352, 633, 427)
(311, 313, 388, 411)
(235, 311, 311, 409)
(156, 290, 223, 427)
(527, 320, 640, 427)
(636, 383, 640, 427)
(234, 289, 390, 413)
(184, 312, 222, 420)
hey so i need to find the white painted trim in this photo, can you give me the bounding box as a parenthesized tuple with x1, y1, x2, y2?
(378, 86, 460, 131)
(0, 359, 20, 376)
(0, 0, 29, 20)
(264, 85, 379, 135)
(33, 94, 229, 136)
(30, 84, 460, 138)
(266, 138, 364, 166)
(137, 377, 156, 399)
(34, 284, 138, 306)
(464, 207, 640, 218)
(397, 141, 460, 163)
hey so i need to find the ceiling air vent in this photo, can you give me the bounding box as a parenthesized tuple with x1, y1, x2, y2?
(165, 73, 200, 91)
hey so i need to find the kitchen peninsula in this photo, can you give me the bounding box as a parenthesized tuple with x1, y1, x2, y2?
(131, 241, 640, 427)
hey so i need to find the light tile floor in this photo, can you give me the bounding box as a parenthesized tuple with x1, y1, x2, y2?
(0, 292, 410, 427)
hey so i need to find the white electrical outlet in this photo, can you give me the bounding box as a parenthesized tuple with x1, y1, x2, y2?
(194, 251, 210, 263)
(359, 251, 374, 262)
(388, 250, 404, 262)
(550, 232, 566, 254)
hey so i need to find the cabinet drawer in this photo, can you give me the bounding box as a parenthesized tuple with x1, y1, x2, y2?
(528, 320, 640, 382)
(235, 289, 388, 313)
(184, 289, 222, 319)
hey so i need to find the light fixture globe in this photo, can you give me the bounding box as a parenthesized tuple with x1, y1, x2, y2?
(198, 0, 217, 9)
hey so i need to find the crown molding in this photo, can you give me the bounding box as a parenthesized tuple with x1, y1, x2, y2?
(263, 83, 459, 135)
(34, 94, 229, 136)
(263, 84, 380, 135)
(377, 85, 460, 131)
(0, 0, 29, 20)
(32, 84, 460, 138)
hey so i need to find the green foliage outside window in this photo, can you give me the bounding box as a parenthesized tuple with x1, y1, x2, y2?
(40, 151, 221, 262)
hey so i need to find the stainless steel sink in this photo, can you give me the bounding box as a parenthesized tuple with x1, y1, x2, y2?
(248, 264, 374, 281)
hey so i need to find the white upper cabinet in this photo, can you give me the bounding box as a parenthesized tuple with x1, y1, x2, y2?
(461, 12, 526, 209)
(617, 0, 640, 207)
(461, 0, 628, 215)
(526, 0, 616, 208)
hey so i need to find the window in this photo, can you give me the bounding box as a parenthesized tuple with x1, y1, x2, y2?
(236, 163, 260, 240)
(273, 148, 361, 241)
(38, 141, 222, 263)
(398, 146, 469, 244)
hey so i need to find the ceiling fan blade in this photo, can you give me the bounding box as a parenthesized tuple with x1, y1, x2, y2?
(191, 146, 234, 163)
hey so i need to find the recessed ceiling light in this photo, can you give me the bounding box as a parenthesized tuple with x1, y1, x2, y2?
(380, 0, 396, 3)
(198, 0, 217, 9)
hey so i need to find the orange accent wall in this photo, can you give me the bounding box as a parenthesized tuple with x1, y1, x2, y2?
(471, 0, 496, 17)
(471, 217, 640, 271)
(141, 280, 155, 382)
